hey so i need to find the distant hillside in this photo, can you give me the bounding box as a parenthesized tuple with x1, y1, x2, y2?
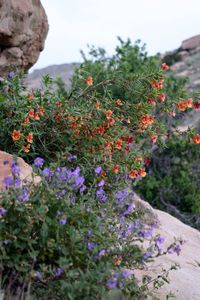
(27, 63, 80, 90)
(27, 35, 200, 94)
(162, 34, 200, 92)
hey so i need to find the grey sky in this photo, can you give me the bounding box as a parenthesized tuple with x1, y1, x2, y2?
(34, 0, 200, 70)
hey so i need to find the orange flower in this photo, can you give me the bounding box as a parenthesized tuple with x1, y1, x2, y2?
(23, 117, 30, 124)
(55, 101, 62, 107)
(151, 134, 158, 143)
(150, 79, 163, 90)
(84, 76, 93, 85)
(112, 164, 119, 174)
(27, 93, 34, 101)
(115, 139, 123, 149)
(147, 98, 156, 106)
(101, 170, 106, 177)
(11, 130, 21, 141)
(129, 170, 138, 179)
(139, 114, 154, 129)
(186, 98, 193, 108)
(23, 144, 31, 153)
(28, 109, 35, 118)
(177, 101, 186, 111)
(135, 157, 143, 163)
(115, 99, 122, 106)
(194, 103, 200, 109)
(38, 106, 45, 116)
(95, 100, 100, 110)
(157, 93, 166, 102)
(34, 113, 40, 120)
(138, 169, 147, 177)
(98, 125, 105, 135)
(109, 118, 115, 126)
(113, 256, 122, 266)
(193, 134, 200, 144)
(105, 110, 113, 120)
(161, 63, 169, 71)
(168, 110, 176, 117)
(26, 133, 33, 143)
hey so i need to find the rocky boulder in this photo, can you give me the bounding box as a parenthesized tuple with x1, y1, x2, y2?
(181, 34, 200, 51)
(0, 151, 40, 189)
(0, 0, 48, 76)
(135, 209, 200, 300)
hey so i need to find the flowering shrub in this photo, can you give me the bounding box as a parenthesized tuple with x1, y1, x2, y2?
(0, 38, 198, 299)
(0, 160, 182, 299)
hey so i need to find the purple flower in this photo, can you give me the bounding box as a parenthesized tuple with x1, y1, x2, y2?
(75, 176, 85, 187)
(155, 235, 165, 250)
(95, 166, 102, 176)
(122, 203, 135, 216)
(18, 188, 29, 202)
(36, 271, 41, 280)
(168, 243, 182, 256)
(0, 207, 7, 216)
(143, 251, 152, 260)
(87, 242, 95, 251)
(59, 216, 67, 225)
(55, 267, 63, 277)
(3, 240, 10, 245)
(3, 176, 14, 187)
(11, 163, 20, 176)
(67, 155, 77, 162)
(98, 179, 105, 187)
(3, 160, 9, 165)
(34, 157, 44, 168)
(121, 269, 134, 279)
(96, 188, 107, 202)
(107, 278, 117, 289)
(7, 71, 15, 80)
(80, 185, 87, 194)
(42, 168, 54, 177)
(14, 178, 21, 187)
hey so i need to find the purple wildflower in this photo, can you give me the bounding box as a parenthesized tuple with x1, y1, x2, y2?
(55, 267, 63, 277)
(3, 160, 9, 165)
(98, 179, 105, 187)
(42, 168, 54, 178)
(7, 71, 15, 80)
(3, 176, 14, 187)
(18, 188, 29, 202)
(11, 163, 20, 176)
(87, 242, 95, 251)
(107, 278, 117, 289)
(121, 269, 134, 279)
(80, 185, 87, 194)
(95, 166, 102, 176)
(169, 243, 182, 256)
(67, 155, 77, 162)
(96, 188, 107, 202)
(122, 203, 135, 216)
(36, 271, 41, 280)
(143, 251, 152, 260)
(75, 176, 85, 187)
(34, 157, 44, 168)
(0, 207, 7, 216)
(59, 217, 67, 225)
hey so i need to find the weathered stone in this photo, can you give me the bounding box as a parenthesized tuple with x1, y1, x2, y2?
(0, 151, 40, 189)
(0, 0, 48, 76)
(135, 209, 200, 300)
(181, 34, 200, 51)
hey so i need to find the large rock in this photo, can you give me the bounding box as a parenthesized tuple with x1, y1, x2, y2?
(0, 0, 48, 76)
(0, 151, 40, 189)
(135, 209, 200, 299)
(181, 34, 200, 51)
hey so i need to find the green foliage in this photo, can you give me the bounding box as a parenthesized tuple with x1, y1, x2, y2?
(136, 135, 200, 228)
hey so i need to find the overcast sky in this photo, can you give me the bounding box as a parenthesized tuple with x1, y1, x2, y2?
(33, 0, 200, 70)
